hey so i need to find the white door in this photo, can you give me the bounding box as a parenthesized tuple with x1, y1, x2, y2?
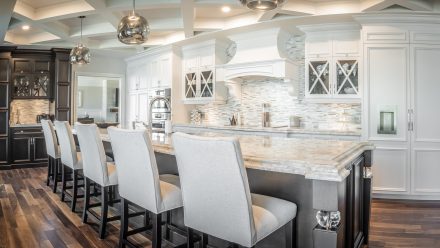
(127, 65, 139, 91)
(410, 44, 440, 195)
(138, 61, 150, 90)
(127, 92, 138, 126)
(365, 44, 411, 194)
(137, 91, 149, 123)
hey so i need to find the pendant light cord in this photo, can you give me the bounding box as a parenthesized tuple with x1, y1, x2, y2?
(132, 0, 136, 16)
(80, 17, 83, 43)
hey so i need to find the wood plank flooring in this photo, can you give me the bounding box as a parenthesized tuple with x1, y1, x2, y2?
(1, 167, 440, 248)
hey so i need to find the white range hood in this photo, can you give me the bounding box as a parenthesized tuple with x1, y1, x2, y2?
(216, 27, 298, 95)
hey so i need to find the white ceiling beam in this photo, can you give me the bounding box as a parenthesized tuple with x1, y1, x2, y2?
(105, 0, 181, 10)
(181, 0, 195, 38)
(0, 0, 17, 43)
(12, 13, 68, 40)
(82, 0, 122, 29)
(362, 0, 433, 11)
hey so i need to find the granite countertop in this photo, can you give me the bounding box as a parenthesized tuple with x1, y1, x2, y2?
(101, 131, 373, 182)
(10, 123, 42, 128)
(173, 124, 362, 137)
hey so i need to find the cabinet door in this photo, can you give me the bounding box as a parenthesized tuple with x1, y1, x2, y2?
(0, 137, 7, 165)
(150, 60, 159, 88)
(334, 59, 359, 96)
(127, 93, 138, 124)
(200, 68, 214, 98)
(13, 59, 33, 73)
(127, 65, 139, 91)
(0, 111, 7, 136)
(0, 58, 10, 82)
(33, 137, 47, 162)
(333, 32, 360, 57)
(410, 44, 440, 194)
(138, 62, 149, 90)
(0, 83, 8, 109)
(159, 57, 171, 88)
(306, 59, 331, 96)
(184, 71, 197, 99)
(12, 137, 31, 163)
(137, 91, 149, 123)
(306, 36, 332, 58)
(366, 44, 409, 141)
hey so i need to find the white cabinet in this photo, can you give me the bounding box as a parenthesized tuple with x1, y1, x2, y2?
(181, 40, 228, 104)
(127, 91, 149, 125)
(365, 40, 440, 199)
(127, 61, 149, 92)
(300, 24, 361, 101)
(149, 55, 171, 89)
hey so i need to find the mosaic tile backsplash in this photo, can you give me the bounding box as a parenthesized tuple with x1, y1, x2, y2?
(195, 35, 362, 131)
(10, 99, 50, 124)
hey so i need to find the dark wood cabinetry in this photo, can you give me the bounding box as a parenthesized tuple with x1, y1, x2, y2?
(0, 53, 10, 166)
(10, 127, 47, 165)
(0, 47, 72, 169)
(11, 56, 52, 99)
(53, 49, 72, 122)
(345, 156, 371, 248)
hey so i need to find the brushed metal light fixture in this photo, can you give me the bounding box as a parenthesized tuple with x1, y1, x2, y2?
(70, 16, 90, 65)
(117, 0, 150, 44)
(239, 0, 286, 11)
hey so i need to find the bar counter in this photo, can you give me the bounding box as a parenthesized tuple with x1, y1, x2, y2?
(97, 131, 374, 248)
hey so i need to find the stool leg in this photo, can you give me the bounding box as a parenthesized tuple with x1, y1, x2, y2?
(52, 159, 59, 193)
(165, 210, 172, 240)
(109, 186, 114, 207)
(285, 218, 296, 248)
(82, 177, 90, 223)
(144, 211, 150, 227)
(152, 213, 162, 248)
(187, 227, 194, 248)
(119, 198, 129, 248)
(99, 186, 109, 239)
(61, 164, 67, 202)
(46, 156, 52, 186)
(201, 233, 208, 248)
(71, 169, 79, 212)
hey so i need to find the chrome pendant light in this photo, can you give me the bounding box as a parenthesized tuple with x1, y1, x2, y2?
(70, 16, 90, 65)
(239, 0, 286, 11)
(117, 0, 150, 44)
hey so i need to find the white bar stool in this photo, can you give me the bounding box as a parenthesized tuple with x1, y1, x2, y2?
(173, 132, 298, 248)
(41, 119, 61, 193)
(76, 123, 120, 239)
(108, 127, 184, 248)
(54, 121, 84, 212)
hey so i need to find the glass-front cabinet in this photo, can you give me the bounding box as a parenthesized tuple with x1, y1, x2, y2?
(306, 58, 359, 100)
(335, 59, 359, 96)
(12, 59, 51, 99)
(184, 71, 197, 99)
(200, 69, 214, 98)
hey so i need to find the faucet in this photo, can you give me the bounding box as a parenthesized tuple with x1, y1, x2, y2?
(148, 96, 171, 133)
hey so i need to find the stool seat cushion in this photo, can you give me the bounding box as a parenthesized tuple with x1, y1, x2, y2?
(158, 174, 182, 213)
(251, 193, 297, 245)
(107, 162, 118, 186)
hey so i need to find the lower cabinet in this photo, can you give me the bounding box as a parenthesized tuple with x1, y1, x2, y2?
(11, 127, 47, 165)
(0, 137, 7, 165)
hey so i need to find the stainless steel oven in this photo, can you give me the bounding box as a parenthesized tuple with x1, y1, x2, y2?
(149, 88, 171, 132)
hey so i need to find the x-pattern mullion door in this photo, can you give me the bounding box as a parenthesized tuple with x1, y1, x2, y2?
(184, 72, 197, 98)
(200, 69, 213, 98)
(335, 60, 359, 95)
(308, 60, 330, 95)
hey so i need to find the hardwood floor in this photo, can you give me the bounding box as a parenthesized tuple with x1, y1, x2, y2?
(1, 167, 440, 248)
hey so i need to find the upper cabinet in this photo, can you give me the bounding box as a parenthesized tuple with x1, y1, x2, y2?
(299, 24, 361, 102)
(12, 58, 52, 99)
(181, 40, 229, 104)
(127, 53, 172, 92)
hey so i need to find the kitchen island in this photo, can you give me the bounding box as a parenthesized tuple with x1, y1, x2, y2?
(100, 131, 374, 248)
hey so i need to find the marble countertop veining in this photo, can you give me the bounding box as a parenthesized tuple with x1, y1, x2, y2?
(173, 124, 362, 137)
(101, 131, 373, 182)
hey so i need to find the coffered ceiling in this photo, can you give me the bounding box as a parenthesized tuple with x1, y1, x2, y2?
(1, 0, 439, 53)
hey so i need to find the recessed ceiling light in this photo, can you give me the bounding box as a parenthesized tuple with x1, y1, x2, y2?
(221, 6, 231, 13)
(22, 25, 30, 30)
